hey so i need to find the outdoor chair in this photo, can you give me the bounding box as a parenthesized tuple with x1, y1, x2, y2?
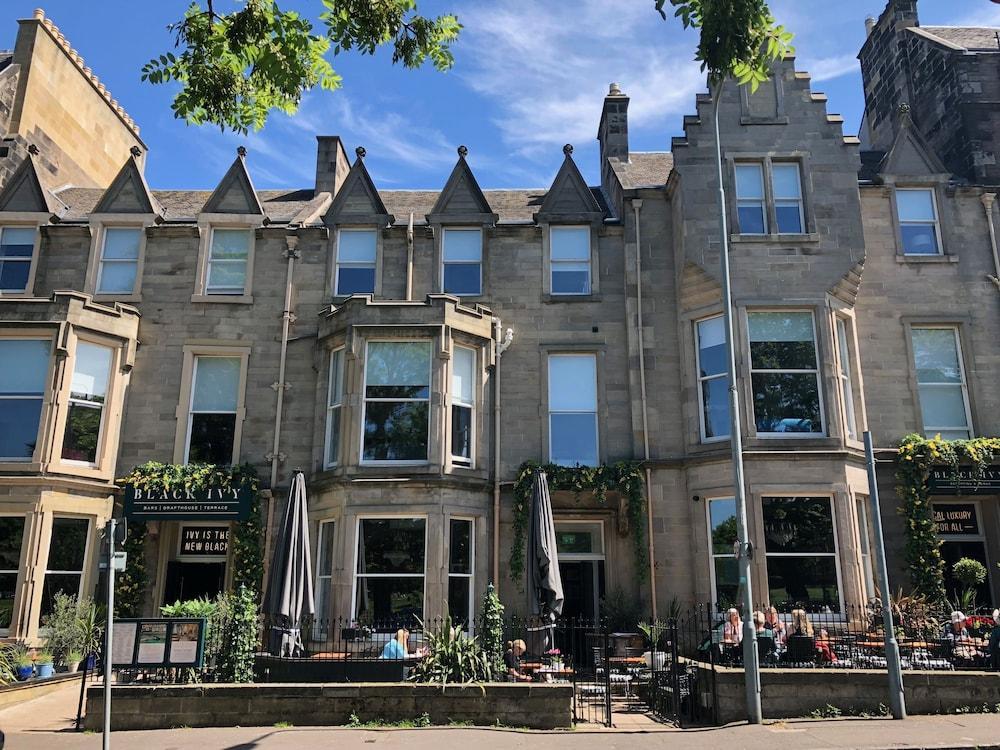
(784, 634, 818, 665)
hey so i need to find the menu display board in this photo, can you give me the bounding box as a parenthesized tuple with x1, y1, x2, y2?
(111, 618, 206, 668)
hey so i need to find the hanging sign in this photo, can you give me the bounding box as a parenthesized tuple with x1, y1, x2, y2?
(927, 466, 1000, 495)
(932, 502, 980, 536)
(123, 482, 253, 521)
(179, 526, 230, 557)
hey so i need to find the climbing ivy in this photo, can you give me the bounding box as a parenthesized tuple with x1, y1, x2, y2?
(895, 434, 1000, 605)
(510, 461, 647, 584)
(114, 521, 148, 618)
(117, 462, 264, 600)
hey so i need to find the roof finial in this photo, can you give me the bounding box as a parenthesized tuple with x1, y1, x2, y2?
(237, 145, 247, 158)
(355, 146, 366, 159)
(27, 144, 39, 156)
(129, 145, 142, 158)
(563, 144, 574, 156)
(457, 145, 468, 158)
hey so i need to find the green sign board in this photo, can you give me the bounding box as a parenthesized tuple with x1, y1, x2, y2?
(123, 483, 253, 521)
(111, 618, 206, 668)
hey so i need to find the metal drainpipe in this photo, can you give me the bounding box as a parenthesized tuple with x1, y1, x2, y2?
(631, 199, 657, 619)
(981, 193, 1000, 290)
(492, 319, 513, 590)
(406, 213, 414, 301)
(263, 234, 299, 587)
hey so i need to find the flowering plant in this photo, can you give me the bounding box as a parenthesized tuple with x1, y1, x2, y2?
(544, 648, 561, 656)
(965, 615, 995, 638)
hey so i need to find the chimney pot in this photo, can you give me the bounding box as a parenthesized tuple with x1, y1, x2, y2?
(865, 16, 876, 35)
(609, 82, 624, 96)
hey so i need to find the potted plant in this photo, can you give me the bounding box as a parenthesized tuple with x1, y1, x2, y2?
(64, 650, 84, 673)
(544, 648, 563, 668)
(638, 620, 667, 670)
(75, 599, 103, 670)
(13, 646, 33, 681)
(952, 558, 988, 613)
(34, 650, 54, 679)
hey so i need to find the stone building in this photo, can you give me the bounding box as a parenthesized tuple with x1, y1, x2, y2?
(0, 1, 998, 642)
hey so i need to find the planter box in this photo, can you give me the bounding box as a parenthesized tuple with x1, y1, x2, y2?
(0, 672, 80, 710)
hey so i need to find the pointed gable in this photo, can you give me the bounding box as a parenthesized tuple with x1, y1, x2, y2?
(325, 147, 394, 227)
(880, 111, 950, 178)
(427, 146, 497, 224)
(201, 149, 264, 215)
(535, 144, 603, 223)
(0, 154, 66, 215)
(93, 154, 162, 216)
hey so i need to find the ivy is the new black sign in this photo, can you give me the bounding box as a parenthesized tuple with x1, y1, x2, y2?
(123, 483, 253, 521)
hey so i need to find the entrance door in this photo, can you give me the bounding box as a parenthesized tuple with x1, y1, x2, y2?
(162, 561, 226, 604)
(558, 560, 605, 621)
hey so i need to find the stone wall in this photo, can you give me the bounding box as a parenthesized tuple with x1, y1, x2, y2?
(84, 683, 573, 731)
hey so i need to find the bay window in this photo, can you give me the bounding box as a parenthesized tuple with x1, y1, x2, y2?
(335, 229, 377, 295)
(442, 228, 482, 296)
(451, 346, 475, 466)
(362, 342, 431, 462)
(0, 226, 36, 293)
(748, 311, 823, 435)
(0, 516, 24, 633)
(835, 317, 858, 441)
(206, 228, 251, 295)
(762, 496, 841, 611)
(61, 342, 113, 464)
(354, 518, 426, 625)
(548, 354, 598, 466)
(315, 519, 335, 631)
(910, 326, 972, 439)
(707, 498, 738, 610)
(324, 349, 345, 467)
(696, 315, 729, 441)
(41, 517, 89, 618)
(448, 518, 474, 629)
(0, 338, 50, 461)
(896, 188, 941, 255)
(550, 226, 591, 295)
(186, 355, 241, 464)
(96, 227, 142, 295)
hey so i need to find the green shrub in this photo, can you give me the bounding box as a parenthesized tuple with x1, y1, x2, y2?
(215, 586, 258, 683)
(409, 616, 491, 684)
(41, 593, 102, 664)
(478, 583, 505, 678)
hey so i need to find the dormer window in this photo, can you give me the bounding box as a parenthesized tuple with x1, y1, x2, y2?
(206, 228, 251, 295)
(335, 229, 377, 295)
(96, 227, 143, 295)
(0, 227, 37, 294)
(896, 188, 941, 255)
(442, 228, 482, 296)
(550, 226, 592, 295)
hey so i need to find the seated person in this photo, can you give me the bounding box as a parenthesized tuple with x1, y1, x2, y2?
(764, 607, 787, 646)
(505, 639, 531, 682)
(942, 611, 982, 662)
(752, 611, 766, 634)
(380, 628, 409, 659)
(787, 609, 836, 662)
(723, 608, 743, 645)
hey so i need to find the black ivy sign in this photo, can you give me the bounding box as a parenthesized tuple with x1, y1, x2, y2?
(123, 483, 252, 521)
(927, 466, 1000, 496)
(180, 526, 230, 557)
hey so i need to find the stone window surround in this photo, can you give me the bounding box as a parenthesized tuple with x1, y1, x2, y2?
(349, 513, 428, 623)
(191, 214, 261, 304)
(330, 225, 383, 299)
(431, 223, 490, 301)
(693, 312, 729, 445)
(171, 343, 252, 465)
(84, 215, 156, 303)
(725, 152, 819, 242)
(901, 318, 976, 439)
(0, 213, 46, 299)
(540, 221, 602, 300)
(539, 344, 608, 466)
(883, 178, 955, 263)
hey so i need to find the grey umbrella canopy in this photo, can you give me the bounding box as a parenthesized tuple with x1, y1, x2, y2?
(264, 471, 315, 656)
(527, 469, 564, 621)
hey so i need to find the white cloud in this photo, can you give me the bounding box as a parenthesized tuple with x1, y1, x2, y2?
(800, 53, 859, 83)
(952, 6, 1000, 27)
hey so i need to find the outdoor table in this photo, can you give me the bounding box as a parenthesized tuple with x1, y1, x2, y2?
(533, 666, 574, 682)
(308, 652, 350, 660)
(608, 656, 645, 666)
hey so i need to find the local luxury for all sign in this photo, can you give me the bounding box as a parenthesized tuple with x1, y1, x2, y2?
(180, 526, 230, 556)
(927, 465, 1000, 496)
(123, 483, 253, 521)
(932, 503, 980, 536)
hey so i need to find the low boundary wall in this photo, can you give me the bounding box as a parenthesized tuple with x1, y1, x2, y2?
(707, 666, 1000, 724)
(84, 682, 573, 730)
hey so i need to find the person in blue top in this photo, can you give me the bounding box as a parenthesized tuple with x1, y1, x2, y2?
(380, 628, 409, 659)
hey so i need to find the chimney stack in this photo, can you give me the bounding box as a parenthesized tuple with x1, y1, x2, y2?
(314, 136, 351, 197)
(598, 82, 629, 165)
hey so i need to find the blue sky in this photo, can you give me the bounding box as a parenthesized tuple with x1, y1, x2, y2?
(5, 1, 1000, 191)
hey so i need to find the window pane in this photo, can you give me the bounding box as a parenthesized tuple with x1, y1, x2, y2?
(697, 317, 726, 377)
(550, 227, 590, 261)
(442, 229, 481, 261)
(325, 408, 341, 465)
(336, 266, 375, 295)
(338, 230, 377, 263)
(188, 413, 236, 464)
(0, 399, 43, 459)
(71, 342, 112, 402)
(548, 355, 597, 411)
(775, 202, 802, 234)
(550, 413, 598, 466)
(767, 556, 840, 611)
(443, 263, 481, 296)
(735, 164, 764, 199)
(452, 347, 475, 404)
(47, 517, 89, 571)
(102, 228, 142, 260)
(449, 519, 472, 574)
(709, 499, 737, 555)
(556, 523, 603, 554)
(762, 497, 835, 553)
(328, 350, 344, 407)
(896, 189, 935, 221)
(0, 572, 16, 629)
(918, 385, 969, 429)
(0, 517, 25, 571)
(207, 259, 247, 291)
(317, 521, 335, 577)
(354, 577, 423, 625)
(0, 259, 31, 291)
(358, 519, 426, 574)
(912, 328, 961, 383)
(192, 357, 241, 412)
(210, 229, 251, 259)
(551, 267, 591, 295)
(702, 378, 731, 439)
(0, 227, 36, 255)
(900, 224, 939, 255)
(737, 205, 766, 234)
(749, 312, 816, 370)
(366, 342, 430, 394)
(97, 261, 138, 294)
(772, 164, 802, 198)
(62, 402, 102, 463)
(714, 558, 739, 610)
(0, 339, 49, 393)
(751, 373, 822, 433)
(451, 405, 472, 460)
(41, 574, 83, 619)
(363, 402, 429, 461)
(448, 576, 471, 627)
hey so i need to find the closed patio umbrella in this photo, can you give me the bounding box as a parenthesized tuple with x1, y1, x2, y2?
(528, 469, 564, 622)
(263, 471, 315, 656)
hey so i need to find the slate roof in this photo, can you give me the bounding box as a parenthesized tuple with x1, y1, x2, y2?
(915, 26, 1000, 52)
(0, 51, 12, 74)
(54, 186, 613, 225)
(608, 152, 674, 189)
